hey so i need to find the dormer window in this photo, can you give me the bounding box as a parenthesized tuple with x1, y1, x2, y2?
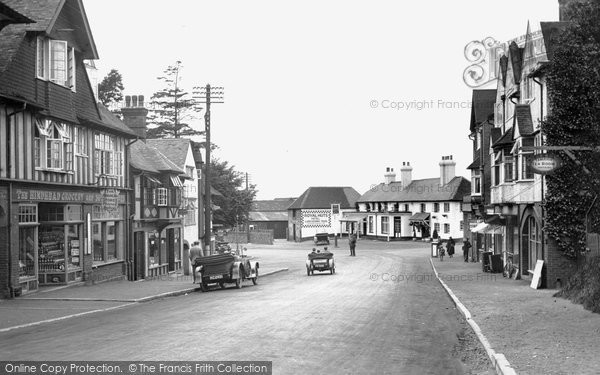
(36, 36, 76, 91)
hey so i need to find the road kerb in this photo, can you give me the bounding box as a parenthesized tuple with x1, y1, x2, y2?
(429, 258, 517, 375)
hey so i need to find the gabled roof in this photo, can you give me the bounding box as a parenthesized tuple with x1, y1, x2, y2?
(146, 138, 193, 169)
(540, 22, 569, 61)
(252, 198, 296, 212)
(469, 89, 497, 132)
(513, 104, 535, 138)
(130, 140, 185, 174)
(288, 187, 360, 210)
(358, 177, 471, 203)
(95, 104, 138, 137)
(0, 1, 35, 25)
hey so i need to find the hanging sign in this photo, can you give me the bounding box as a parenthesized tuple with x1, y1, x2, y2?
(531, 154, 562, 175)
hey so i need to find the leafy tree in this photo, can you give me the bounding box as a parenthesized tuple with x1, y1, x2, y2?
(147, 61, 203, 139)
(543, 0, 600, 258)
(98, 69, 124, 109)
(209, 159, 257, 228)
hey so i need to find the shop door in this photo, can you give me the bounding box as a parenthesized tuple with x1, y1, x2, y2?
(394, 217, 402, 237)
(134, 232, 145, 280)
(167, 228, 175, 272)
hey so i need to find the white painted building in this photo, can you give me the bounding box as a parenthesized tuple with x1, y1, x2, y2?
(356, 157, 471, 240)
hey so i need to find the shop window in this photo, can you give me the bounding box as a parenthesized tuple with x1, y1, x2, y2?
(106, 222, 117, 260)
(381, 217, 389, 235)
(444, 223, 450, 234)
(19, 227, 36, 278)
(39, 204, 64, 222)
(39, 225, 66, 272)
(66, 225, 81, 268)
(92, 222, 104, 261)
(149, 232, 159, 266)
(93, 221, 121, 262)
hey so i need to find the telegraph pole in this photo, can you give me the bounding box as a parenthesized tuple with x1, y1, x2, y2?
(194, 84, 224, 255)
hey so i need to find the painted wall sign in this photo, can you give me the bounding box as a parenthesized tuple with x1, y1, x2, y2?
(531, 154, 562, 175)
(14, 188, 125, 204)
(301, 210, 331, 227)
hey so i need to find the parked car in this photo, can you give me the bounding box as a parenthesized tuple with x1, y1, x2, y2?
(306, 248, 335, 275)
(313, 233, 330, 246)
(192, 251, 259, 291)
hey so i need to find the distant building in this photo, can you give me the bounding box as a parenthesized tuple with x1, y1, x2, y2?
(288, 187, 360, 241)
(357, 157, 471, 240)
(249, 198, 295, 239)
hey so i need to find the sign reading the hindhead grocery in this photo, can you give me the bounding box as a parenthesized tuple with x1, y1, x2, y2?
(531, 154, 562, 175)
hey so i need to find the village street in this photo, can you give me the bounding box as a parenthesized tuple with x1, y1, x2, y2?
(0, 241, 491, 374)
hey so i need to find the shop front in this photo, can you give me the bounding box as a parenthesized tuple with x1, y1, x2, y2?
(8, 185, 127, 294)
(132, 221, 183, 279)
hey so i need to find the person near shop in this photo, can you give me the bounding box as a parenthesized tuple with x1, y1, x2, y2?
(447, 237, 455, 258)
(462, 239, 472, 262)
(349, 232, 357, 256)
(189, 241, 204, 281)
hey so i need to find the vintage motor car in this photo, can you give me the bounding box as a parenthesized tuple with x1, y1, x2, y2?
(192, 251, 259, 291)
(313, 232, 330, 246)
(306, 248, 335, 275)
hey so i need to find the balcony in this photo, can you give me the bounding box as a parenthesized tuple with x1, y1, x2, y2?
(491, 180, 540, 204)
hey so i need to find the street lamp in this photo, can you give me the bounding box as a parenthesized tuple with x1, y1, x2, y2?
(193, 84, 224, 255)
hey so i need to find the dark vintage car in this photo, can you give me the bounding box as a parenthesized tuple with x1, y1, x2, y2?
(313, 233, 330, 246)
(306, 249, 335, 275)
(192, 252, 259, 291)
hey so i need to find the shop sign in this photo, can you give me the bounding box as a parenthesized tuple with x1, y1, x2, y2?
(14, 188, 125, 204)
(531, 154, 562, 175)
(101, 188, 120, 213)
(302, 211, 331, 227)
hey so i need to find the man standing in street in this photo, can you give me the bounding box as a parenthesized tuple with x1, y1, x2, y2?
(189, 241, 204, 281)
(349, 232, 357, 256)
(462, 238, 472, 262)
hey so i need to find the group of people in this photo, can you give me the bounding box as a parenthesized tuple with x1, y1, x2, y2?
(436, 237, 472, 261)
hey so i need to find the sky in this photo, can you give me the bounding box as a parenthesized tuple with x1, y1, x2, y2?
(82, 0, 559, 200)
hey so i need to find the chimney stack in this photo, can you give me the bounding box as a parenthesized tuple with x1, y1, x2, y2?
(384, 167, 396, 184)
(121, 95, 148, 139)
(439, 155, 456, 186)
(400, 161, 413, 188)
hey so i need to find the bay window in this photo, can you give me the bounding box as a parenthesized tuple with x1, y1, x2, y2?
(521, 153, 535, 180)
(503, 155, 514, 182)
(472, 170, 481, 194)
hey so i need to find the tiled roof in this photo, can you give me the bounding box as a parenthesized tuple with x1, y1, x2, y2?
(249, 211, 289, 222)
(288, 187, 360, 210)
(130, 140, 185, 174)
(0, 1, 35, 24)
(492, 127, 514, 149)
(490, 128, 502, 145)
(467, 155, 481, 170)
(469, 89, 496, 132)
(252, 198, 296, 212)
(357, 177, 471, 203)
(513, 104, 535, 137)
(95, 104, 137, 137)
(146, 138, 192, 168)
(540, 22, 569, 61)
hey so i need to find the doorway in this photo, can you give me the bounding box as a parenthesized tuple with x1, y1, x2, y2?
(133, 231, 145, 280)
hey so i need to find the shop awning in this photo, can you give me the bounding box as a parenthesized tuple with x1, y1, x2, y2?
(409, 212, 430, 222)
(485, 215, 507, 226)
(471, 222, 489, 233)
(483, 225, 503, 234)
(339, 213, 368, 222)
(170, 175, 183, 188)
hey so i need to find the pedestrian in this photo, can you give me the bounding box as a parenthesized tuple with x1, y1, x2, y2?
(189, 241, 204, 281)
(349, 232, 357, 256)
(438, 241, 445, 261)
(447, 237, 455, 258)
(462, 239, 472, 262)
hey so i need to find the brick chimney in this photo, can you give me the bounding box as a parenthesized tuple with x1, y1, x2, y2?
(384, 167, 396, 184)
(439, 155, 456, 186)
(400, 162, 412, 188)
(121, 95, 148, 139)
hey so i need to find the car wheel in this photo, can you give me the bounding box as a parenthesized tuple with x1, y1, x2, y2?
(252, 269, 258, 285)
(330, 268, 334, 275)
(219, 282, 225, 289)
(236, 268, 243, 289)
(200, 282, 208, 292)
(307, 267, 311, 276)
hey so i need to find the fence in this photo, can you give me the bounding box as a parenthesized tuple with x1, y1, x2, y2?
(224, 229, 274, 245)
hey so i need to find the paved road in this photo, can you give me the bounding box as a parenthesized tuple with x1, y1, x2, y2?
(0, 241, 486, 374)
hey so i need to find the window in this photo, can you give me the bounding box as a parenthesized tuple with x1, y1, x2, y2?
(460, 221, 464, 230)
(94, 133, 122, 176)
(433, 203, 440, 212)
(368, 216, 374, 233)
(381, 217, 389, 235)
(504, 155, 514, 182)
(493, 152, 501, 186)
(186, 166, 195, 178)
(93, 221, 121, 262)
(444, 223, 450, 234)
(420, 203, 426, 213)
(74, 127, 87, 155)
(34, 119, 73, 172)
(184, 210, 196, 226)
(92, 223, 104, 261)
(157, 188, 168, 206)
(169, 188, 182, 207)
(472, 170, 481, 194)
(18, 205, 38, 223)
(434, 223, 440, 233)
(443, 203, 449, 212)
(521, 153, 534, 180)
(404, 204, 409, 212)
(36, 37, 76, 90)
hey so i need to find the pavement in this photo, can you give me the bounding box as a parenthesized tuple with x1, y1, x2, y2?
(0, 257, 287, 333)
(430, 252, 600, 375)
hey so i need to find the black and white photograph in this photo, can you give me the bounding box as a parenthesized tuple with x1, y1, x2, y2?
(1, 0, 600, 374)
